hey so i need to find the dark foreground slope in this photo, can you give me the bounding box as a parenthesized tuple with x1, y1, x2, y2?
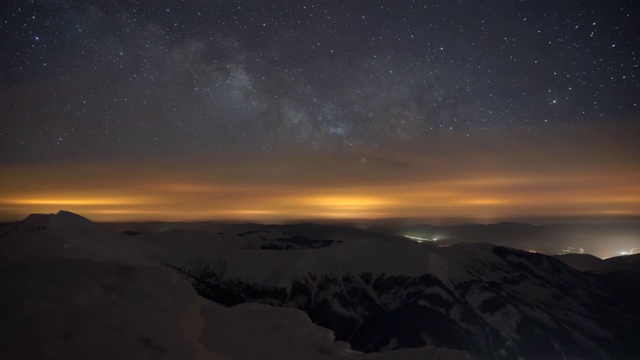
(555, 253, 640, 334)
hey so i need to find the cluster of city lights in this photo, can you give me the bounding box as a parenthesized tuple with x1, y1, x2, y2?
(619, 248, 639, 256)
(404, 235, 440, 243)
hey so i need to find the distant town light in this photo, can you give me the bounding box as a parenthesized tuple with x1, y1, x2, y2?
(404, 235, 435, 242)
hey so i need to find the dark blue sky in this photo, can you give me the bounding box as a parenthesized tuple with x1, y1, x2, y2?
(2, 0, 638, 161)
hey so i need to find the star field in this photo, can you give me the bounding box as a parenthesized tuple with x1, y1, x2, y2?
(0, 1, 639, 222)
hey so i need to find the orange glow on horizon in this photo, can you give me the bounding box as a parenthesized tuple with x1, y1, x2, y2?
(6, 196, 145, 206)
(0, 153, 639, 223)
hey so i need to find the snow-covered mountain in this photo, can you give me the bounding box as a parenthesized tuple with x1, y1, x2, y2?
(0, 211, 472, 360)
(0, 210, 150, 264)
(3, 211, 639, 359)
(132, 223, 640, 359)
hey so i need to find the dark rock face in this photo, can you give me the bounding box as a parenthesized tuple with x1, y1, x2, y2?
(175, 244, 640, 360)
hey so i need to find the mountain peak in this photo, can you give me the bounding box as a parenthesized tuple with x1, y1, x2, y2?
(9, 210, 153, 265)
(55, 210, 94, 224)
(20, 210, 96, 229)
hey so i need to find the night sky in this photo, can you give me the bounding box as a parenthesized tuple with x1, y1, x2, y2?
(1, 0, 639, 223)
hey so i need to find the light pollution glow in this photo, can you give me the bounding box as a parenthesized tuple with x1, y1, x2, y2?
(1, 135, 639, 223)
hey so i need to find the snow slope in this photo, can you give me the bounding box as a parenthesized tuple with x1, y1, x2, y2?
(132, 225, 640, 359)
(0, 211, 472, 360)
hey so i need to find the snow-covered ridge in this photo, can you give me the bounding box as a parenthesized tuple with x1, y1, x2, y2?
(1, 211, 475, 360)
(131, 224, 640, 359)
(3, 211, 639, 359)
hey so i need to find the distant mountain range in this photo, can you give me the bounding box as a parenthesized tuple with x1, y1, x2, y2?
(554, 253, 640, 273)
(102, 220, 640, 259)
(2, 211, 639, 360)
(367, 222, 640, 259)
